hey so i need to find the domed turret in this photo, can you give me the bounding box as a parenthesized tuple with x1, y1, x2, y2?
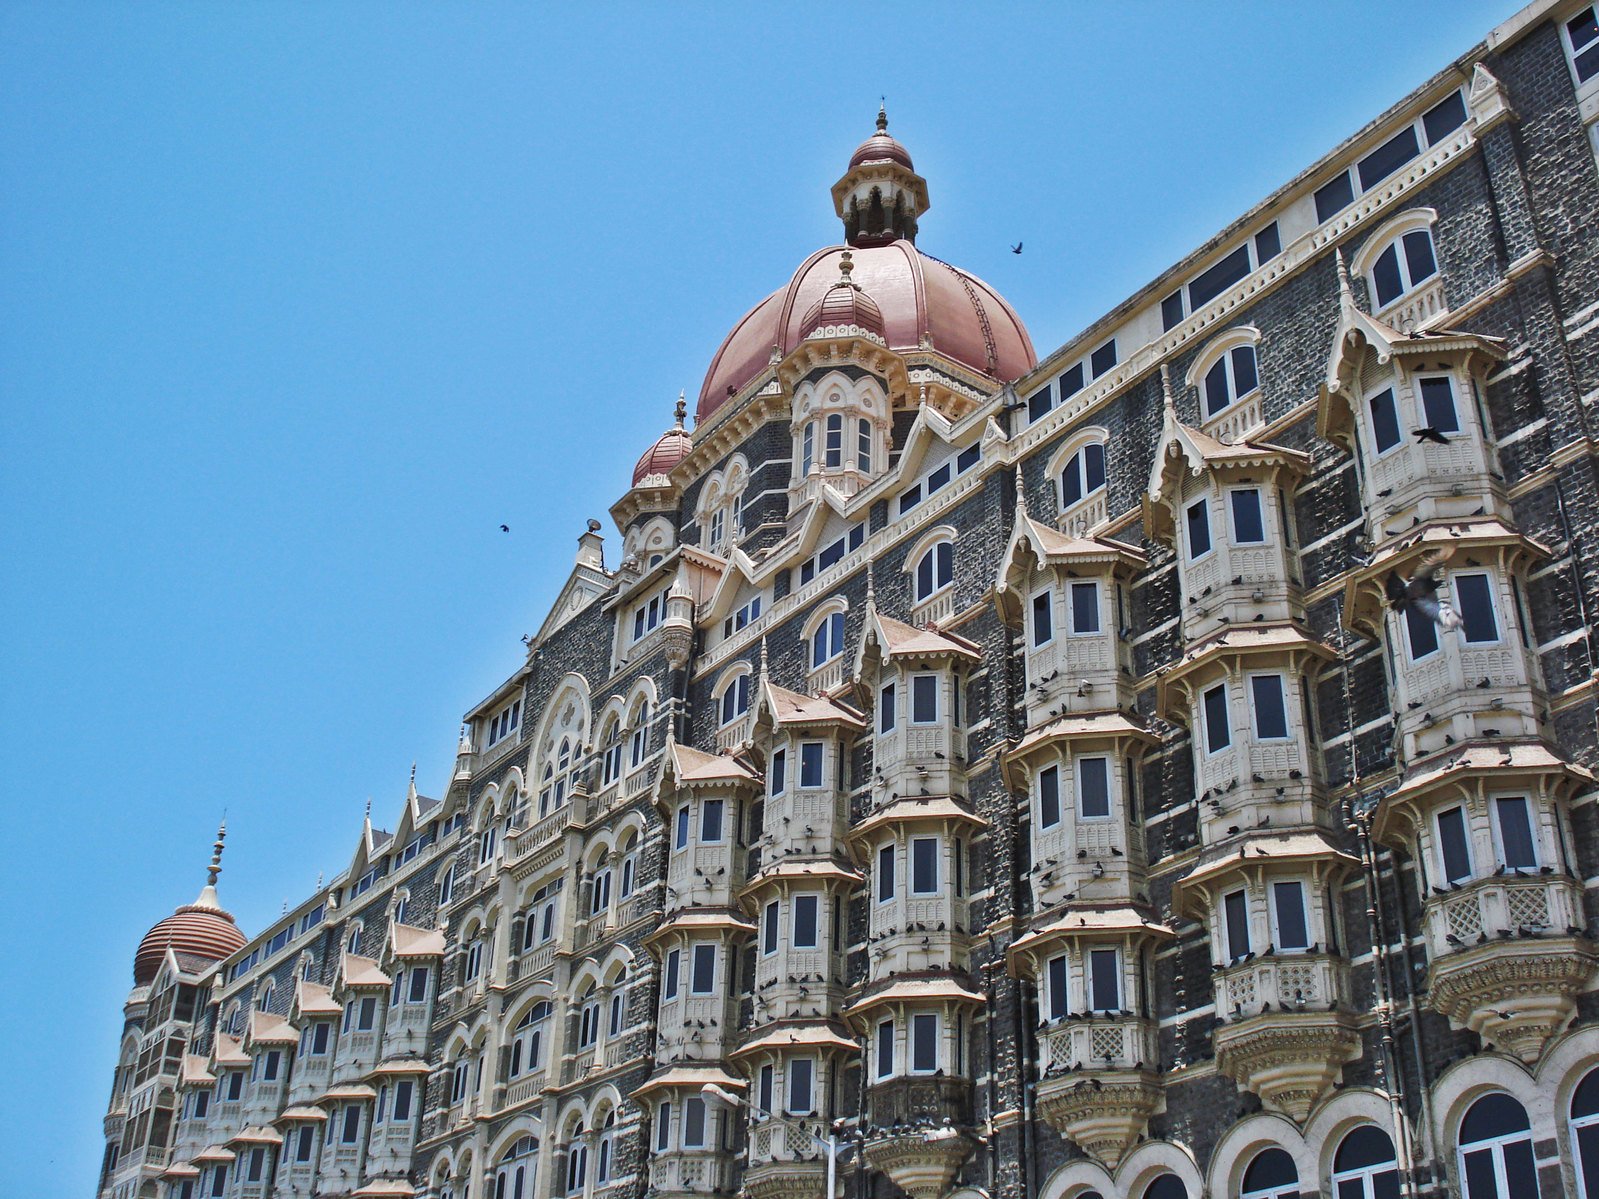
(833, 105, 929, 249)
(848, 105, 915, 171)
(632, 394, 694, 486)
(133, 823, 246, 986)
(798, 251, 886, 343)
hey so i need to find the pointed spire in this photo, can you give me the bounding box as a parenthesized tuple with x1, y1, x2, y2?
(876, 100, 888, 135)
(674, 391, 686, 428)
(407, 762, 418, 802)
(758, 635, 770, 683)
(838, 249, 854, 284)
(1015, 465, 1028, 517)
(1160, 363, 1178, 419)
(1334, 248, 1355, 308)
(192, 819, 228, 910)
(363, 797, 372, 824)
(865, 556, 877, 609)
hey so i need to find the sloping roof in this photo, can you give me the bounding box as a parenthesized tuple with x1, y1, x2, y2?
(758, 679, 867, 729)
(227, 1126, 283, 1147)
(180, 1053, 216, 1087)
(366, 1058, 434, 1078)
(1173, 831, 1358, 903)
(1010, 908, 1175, 959)
(316, 1084, 379, 1105)
(733, 1022, 860, 1058)
(192, 1146, 237, 1164)
(273, 1106, 329, 1124)
(212, 1035, 249, 1067)
(390, 923, 447, 959)
(632, 1064, 747, 1100)
(340, 952, 392, 989)
(851, 795, 987, 840)
(858, 609, 982, 665)
(668, 741, 761, 785)
(294, 979, 342, 1016)
(1010, 711, 1155, 758)
(846, 976, 986, 1017)
(247, 1010, 299, 1046)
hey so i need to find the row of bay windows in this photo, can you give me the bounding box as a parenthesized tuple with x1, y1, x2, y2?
(1393, 570, 1529, 663)
(1198, 674, 1306, 754)
(876, 835, 968, 902)
(1365, 371, 1475, 458)
(1035, 756, 1136, 827)
(800, 413, 876, 476)
(1182, 487, 1287, 560)
(1028, 578, 1118, 646)
(440, 1122, 621, 1199)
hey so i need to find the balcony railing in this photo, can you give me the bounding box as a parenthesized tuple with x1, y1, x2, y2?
(1215, 953, 1348, 1018)
(1039, 1015, 1158, 1073)
(1424, 875, 1582, 957)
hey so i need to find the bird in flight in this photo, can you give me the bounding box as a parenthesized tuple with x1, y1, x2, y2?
(500, 524, 510, 533)
(1413, 427, 1452, 445)
(1385, 547, 1463, 631)
(1011, 242, 1024, 255)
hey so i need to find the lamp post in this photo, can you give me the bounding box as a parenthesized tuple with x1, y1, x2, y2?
(701, 1083, 847, 1199)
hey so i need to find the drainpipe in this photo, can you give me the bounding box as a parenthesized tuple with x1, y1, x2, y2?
(981, 958, 1000, 1198)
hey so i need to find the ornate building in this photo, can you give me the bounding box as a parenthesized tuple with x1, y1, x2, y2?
(100, 3, 1599, 1197)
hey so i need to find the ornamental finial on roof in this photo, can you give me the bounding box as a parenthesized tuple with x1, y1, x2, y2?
(674, 392, 686, 428)
(1334, 248, 1355, 307)
(839, 250, 854, 284)
(865, 556, 876, 608)
(206, 819, 227, 889)
(364, 797, 371, 823)
(877, 100, 888, 135)
(1160, 363, 1177, 418)
(1015, 465, 1028, 516)
(758, 635, 769, 682)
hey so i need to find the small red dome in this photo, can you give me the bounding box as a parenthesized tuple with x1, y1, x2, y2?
(135, 899, 246, 986)
(849, 131, 913, 171)
(633, 426, 692, 486)
(799, 256, 886, 342)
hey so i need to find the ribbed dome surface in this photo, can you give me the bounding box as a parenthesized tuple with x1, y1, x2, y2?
(632, 426, 693, 485)
(697, 241, 1035, 423)
(849, 131, 914, 170)
(135, 900, 245, 985)
(800, 274, 886, 342)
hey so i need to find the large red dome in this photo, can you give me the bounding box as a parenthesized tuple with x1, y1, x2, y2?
(697, 241, 1035, 424)
(135, 898, 246, 985)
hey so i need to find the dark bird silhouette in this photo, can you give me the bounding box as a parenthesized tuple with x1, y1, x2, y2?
(1011, 242, 1023, 254)
(1413, 426, 1452, 445)
(500, 524, 511, 533)
(1384, 547, 1463, 631)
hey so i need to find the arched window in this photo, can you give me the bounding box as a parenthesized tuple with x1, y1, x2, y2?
(1060, 441, 1107, 508)
(914, 541, 954, 602)
(1143, 1176, 1188, 1199)
(619, 832, 639, 899)
(589, 865, 612, 918)
(1573, 1067, 1599, 1198)
(495, 1135, 538, 1199)
(628, 699, 650, 769)
(857, 417, 872, 472)
(1370, 226, 1438, 310)
(1203, 343, 1259, 419)
(1458, 1093, 1537, 1199)
(1241, 1147, 1298, 1199)
(346, 924, 363, 956)
(824, 412, 844, 468)
(811, 607, 847, 668)
(1332, 1125, 1399, 1199)
(578, 985, 600, 1049)
(718, 671, 751, 727)
(596, 1110, 616, 1185)
(565, 1125, 588, 1195)
(257, 982, 274, 1011)
(509, 1001, 551, 1078)
(599, 717, 622, 788)
(438, 863, 456, 908)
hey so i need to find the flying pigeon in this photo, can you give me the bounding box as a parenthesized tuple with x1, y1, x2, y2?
(1385, 547, 1463, 631)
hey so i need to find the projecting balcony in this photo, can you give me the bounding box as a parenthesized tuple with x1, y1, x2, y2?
(506, 804, 573, 864)
(746, 1123, 830, 1199)
(1034, 1015, 1160, 1167)
(863, 1081, 975, 1199)
(1200, 393, 1263, 446)
(649, 1151, 738, 1197)
(1422, 874, 1595, 1062)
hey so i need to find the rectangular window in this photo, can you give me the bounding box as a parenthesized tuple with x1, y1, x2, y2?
(393, 1079, 413, 1122)
(1202, 683, 1232, 754)
(1027, 384, 1053, 424)
(341, 1103, 361, 1144)
(409, 966, 428, 1003)
(1038, 764, 1061, 829)
(1229, 488, 1265, 545)
(657, 1101, 671, 1151)
(210, 1167, 226, 1198)
(879, 682, 896, 734)
(1188, 244, 1252, 309)
(876, 1019, 895, 1077)
(1357, 124, 1420, 190)
(1250, 674, 1290, 740)
(310, 1022, 330, 1055)
(690, 944, 716, 994)
(1369, 388, 1402, 454)
(762, 901, 779, 955)
(1314, 171, 1355, 222)
(770, 747, 786, 795)
(226, 1071, 244, 1102)
(1030, 589, 1053, 647)
(759, 1064, 775, 1116)
(1046, 955, 1068, 1021)
(1089, 338, 1118, 377)
(246, 1147, 265, 1182)
(193, 1090, 210, 1119)
(700, 798, 725, 843)
(1223, 889, 1251, 962)
(800, 740, 824, 788)
(675, 805, 690, 850)
(787, 1058, 814, 1114)
(262, 1050, 280, 1081)
(1569, 6, 1599, 81)
(910, 674, 939, 724)
(1454, 573, 1500, 644)
(1088, 948, 1120, 1012)
(1069, 581, 1100, 634)
(684, 1096, 706, 1148)
(295, 1125, 314, 1162)
(877, 843, 895, 903)
(953, 837, 965, 896)
(358, 995, 376, 1030)
(1255, 222, 1281, 262)
(1058, 361, 1085, 402)
(792, 895, 819, 948)
(1418, 376, 1460, 433)
(911, 1013, 938, 1073)
(911, 836, 940, 894)
(1404, 603, 1440, 660)
(1437, 805, 1473, 884)
(1185, 498, 1212, 559)
(1423, 90, 1468, 142)
(1272, 881, 1310, 951)
(1494, 796, 1537, 869)
(664, 949, 680, 999)
(1078, 757, 1110, 819)
(1161, 290, 1185, 331)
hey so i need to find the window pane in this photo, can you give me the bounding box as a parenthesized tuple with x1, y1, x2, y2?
(877, 844, 894, 902)
(879, 685, 895, 734)
(1461, 1150, 1497, 1199)
(793, 895, 819, 947)
(911, 675, 938, 723)
(1063, 454, 1083, 504)
(1161, 290, 1185, 331)
(1419, 376, 1460, 432)
(1501, 1140, 1537, 1197)
(1273, 881, 1310, 950)
(1090, 339, 1117, 377)
(1251, 674, 1289, 739)
(1070, 581, 1100, 633)
(1059, 362, 1085, 399)
(1089, 948, 1119, 1011)
(763, 902, 779, 954)
(1232, 344, 1259, 396)
(1203, 684, 1232, 753)
(1438, 806, 1473, 884)
(1403, 229, 1437, 283)
(800, 741, 824, 788)
(1186, 499, 1212, 558)
(1405, 602, 1440, 659)
(1084, 442, 1106, 492)
(911, 1013, 938, 1072)
(1373, 245, 1404, 308)
(1204, 358, 1230, 415)
(1254, 223, 1281, 262)
(1038, 765, 1061, 828)
(1079, 757, 1110, 819)
(1495, 796, 1536, 869)
(675, 806, 689, 849)
(685, 1097, 705, 1146)
(1370, 387, 1402, 452)
(1455, 574, 1500, 643)
(1231, 489, 1265, 544)
(1047, 956, 1068, 1020)
(1224, 890, 1250, 961)
(1315, 171, 1355, 222)
(691, 944, 715, 993)
(1423, 91, 1467, 143)
(1357, 125, 1420, 190)
(1027, 385, 1053, 423)
(770, 748, 786, 795)
(1189, 244, 1252, 308)
(877, 1020, 894, 1076)
(787, 1059, 813, 1113)
(912, 837, 939, 893)
(701, 799, 724, 843)
(1031, 591, 1053, 646)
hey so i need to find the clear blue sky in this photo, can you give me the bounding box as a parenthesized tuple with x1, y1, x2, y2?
(0, 1, 1513, 1191)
